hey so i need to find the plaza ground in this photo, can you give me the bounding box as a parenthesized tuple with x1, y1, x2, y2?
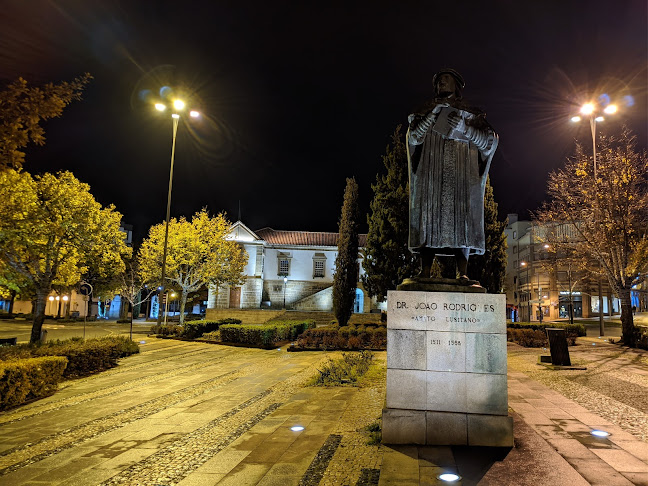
(0, 323, 647, 485)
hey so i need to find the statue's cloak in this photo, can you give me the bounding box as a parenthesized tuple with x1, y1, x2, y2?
(406, 100, 498, 256)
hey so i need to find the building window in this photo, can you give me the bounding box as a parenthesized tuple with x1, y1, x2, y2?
(277, 252, 291, 276)
(313, 260, 325, 278)
(312, 252, 326, 278)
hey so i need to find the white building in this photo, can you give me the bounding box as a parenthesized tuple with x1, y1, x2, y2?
(207, 221, 373, 313)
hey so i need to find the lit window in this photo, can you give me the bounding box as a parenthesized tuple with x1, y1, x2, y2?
(313, 253, 326, 278)
(314, 260, 325, 278)
(277, 252, 291, 276)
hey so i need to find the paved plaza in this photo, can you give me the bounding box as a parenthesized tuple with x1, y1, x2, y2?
(0, 332, 646, 485)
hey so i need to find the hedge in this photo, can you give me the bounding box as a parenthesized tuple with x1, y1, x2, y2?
(149, 323, 183, 336)
(220, 320, 315, 348)
(0, 356, 68, 410)
(150, 318, 243, 339)
(507, 322, 586, 337)
(0, 336, 140, 378)
(182, 319, 241, 339)
(292, 324, 387, 351)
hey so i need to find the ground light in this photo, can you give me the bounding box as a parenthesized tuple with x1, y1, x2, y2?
(290, 426, 305, 432)
(591, 429, 610, 438)
(438, 473, 461, 482)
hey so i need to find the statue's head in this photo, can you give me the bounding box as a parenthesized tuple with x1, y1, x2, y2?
(433, 68, 465, 98)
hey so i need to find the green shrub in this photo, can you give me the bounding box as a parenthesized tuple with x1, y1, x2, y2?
(220, 320, 315, 348)
(0, 336, 139, 378)
(149, 323, 183, 336)
(0, 356, 68, 410)
(182, 320, 234, 339)
(507, 322, 586, 337)
(199, 331, 220, 341)
(310, 351, 374, 386)
(292, 324, 386, 351)
(507, 328, 548, 347)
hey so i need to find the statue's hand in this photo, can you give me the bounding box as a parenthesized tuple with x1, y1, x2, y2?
(408, 111, 437, 145)
(447, 111, 462, 130)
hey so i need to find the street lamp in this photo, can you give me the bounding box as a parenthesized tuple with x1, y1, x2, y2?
(571, 101, 619, 336)
(283, 276, 288, 309)
(154, 98, 200, 325)
(520, 261, 530, 322)
(164, 292, 177, 325)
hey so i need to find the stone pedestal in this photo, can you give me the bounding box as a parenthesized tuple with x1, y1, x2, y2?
(382, 290, 513, 447)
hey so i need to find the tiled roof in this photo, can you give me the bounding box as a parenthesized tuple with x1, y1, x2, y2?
(255, 227, 367, 247)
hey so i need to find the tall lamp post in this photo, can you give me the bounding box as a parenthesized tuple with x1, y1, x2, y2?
(521, 261, 530, 321)
(154, 99, 200, 325)
(283, 276, 288, 309)
(571, 101, 618, 336)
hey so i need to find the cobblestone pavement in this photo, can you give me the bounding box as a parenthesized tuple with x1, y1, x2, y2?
(507, 339, 648, 441)
(0, 337, 647, 485)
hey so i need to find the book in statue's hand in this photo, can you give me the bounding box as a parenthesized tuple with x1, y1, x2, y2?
(431, 105, 471, 142)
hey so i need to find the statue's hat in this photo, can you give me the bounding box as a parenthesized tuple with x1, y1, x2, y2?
(433, 68, 465, 89)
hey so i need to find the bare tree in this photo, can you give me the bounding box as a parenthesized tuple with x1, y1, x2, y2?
(536, 129, 648, 346)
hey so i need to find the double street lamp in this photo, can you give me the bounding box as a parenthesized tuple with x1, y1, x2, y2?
(154, 98, 200, 325)
(571, 100, 620, 336)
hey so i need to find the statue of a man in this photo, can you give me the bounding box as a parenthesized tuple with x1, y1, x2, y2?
(407, 68, 498, 279)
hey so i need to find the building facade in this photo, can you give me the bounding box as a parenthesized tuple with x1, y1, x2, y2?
(504, 214, 631, 322)
(206, 221, 374, 313)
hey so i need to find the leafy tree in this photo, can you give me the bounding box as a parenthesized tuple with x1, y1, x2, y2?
(0, 170, 129, 342)
(138, 210, 247, 325)
(333, 178, 360, 326)
(535, 128, 648, 347)
(362, 126, 417, 301)
(467, 177, 508, 292)
(0, 74, 91, 171)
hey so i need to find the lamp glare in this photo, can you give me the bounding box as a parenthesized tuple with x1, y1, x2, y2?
(290, 426, 305, 432)
(580, 103, 595, 115)
(591, 429, 610, 438)
(171, 113, 180, 119)
(155, 103, 166, 112)
(595, 116, 604, 122)
(189, 110, 200, 118)
(570, 116, 581, 123)
(438, 473, 461, 482)
(603, 104, 617, 114)
(173, 99, 185, 110)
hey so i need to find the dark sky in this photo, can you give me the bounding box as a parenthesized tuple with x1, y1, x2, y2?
(2, 0, 647, 242)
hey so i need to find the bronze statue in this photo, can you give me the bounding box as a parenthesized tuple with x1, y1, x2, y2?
(407, 69, 498, 279)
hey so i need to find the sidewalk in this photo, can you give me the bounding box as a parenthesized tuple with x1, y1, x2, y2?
(0, 338, 645, 485)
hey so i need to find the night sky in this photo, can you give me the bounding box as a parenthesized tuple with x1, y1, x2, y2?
(2, 1, 646, 242)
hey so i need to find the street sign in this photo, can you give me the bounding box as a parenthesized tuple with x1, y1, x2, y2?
(79, 282, 93, 296)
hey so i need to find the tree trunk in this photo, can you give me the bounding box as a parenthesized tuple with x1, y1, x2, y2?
(8, 289, 16, 315)
(179, 290, 188, 325)
(618, 287, 636, 347)
(30, 288, 49, 343)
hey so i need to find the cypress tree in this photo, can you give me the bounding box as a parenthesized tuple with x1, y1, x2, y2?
(333, 177, 360, 326)
(467, 176, 508, 292)
(362, 126, 417, 301)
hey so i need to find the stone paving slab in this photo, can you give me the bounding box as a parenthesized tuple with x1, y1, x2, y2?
(1, 338, 646, 485)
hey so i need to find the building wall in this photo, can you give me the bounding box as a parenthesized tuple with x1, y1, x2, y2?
(263, 247, 337, 282)
(505, 215, 619, 322)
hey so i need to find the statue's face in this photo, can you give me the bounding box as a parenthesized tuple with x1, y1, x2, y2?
(436, 73, 456, 97)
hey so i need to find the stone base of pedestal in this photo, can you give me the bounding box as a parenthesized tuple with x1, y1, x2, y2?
(382, 290, 513, 448)
(382, 409, 513, 447)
